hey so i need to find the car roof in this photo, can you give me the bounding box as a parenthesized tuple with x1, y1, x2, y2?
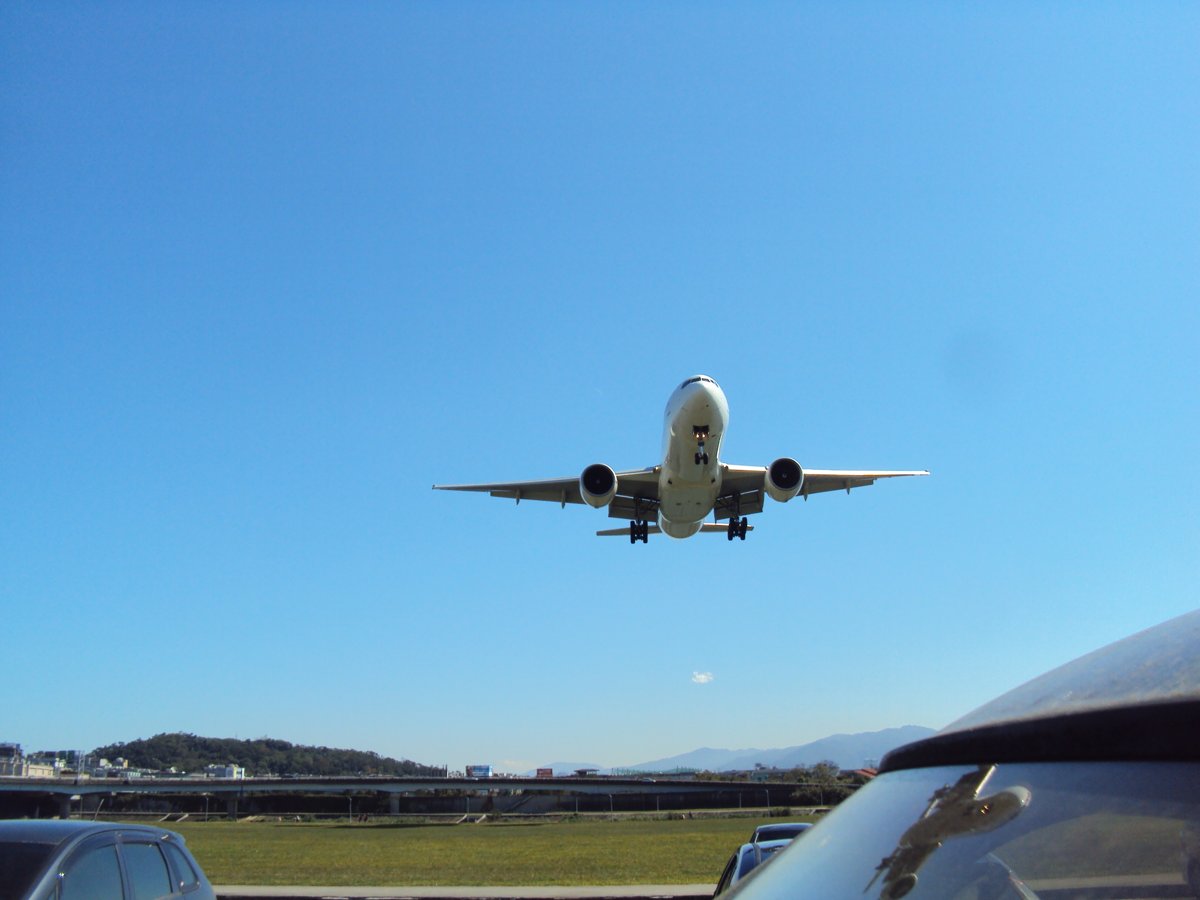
(882, 608, 1200, 771)
(0, 820, 174, 846)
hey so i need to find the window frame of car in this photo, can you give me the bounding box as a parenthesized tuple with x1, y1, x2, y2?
(713, 849, 740, 896)
(154, 837, 203, 896)
(36, 828, 202, 900)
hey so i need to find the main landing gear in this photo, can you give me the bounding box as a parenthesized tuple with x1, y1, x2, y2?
(693, 425, 710, 465)
(726, 516, 748, 541)
(630, 520, 649, 544)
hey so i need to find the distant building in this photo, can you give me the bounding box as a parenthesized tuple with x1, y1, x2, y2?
(0, 743, 57, 778)
(0, 743, 21, 776)
(202, 764, 245, 779)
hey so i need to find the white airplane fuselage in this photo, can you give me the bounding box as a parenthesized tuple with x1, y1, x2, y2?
(657, 376, 730, 538)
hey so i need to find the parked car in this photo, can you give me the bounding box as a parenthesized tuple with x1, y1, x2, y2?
(749, 822, 811, 843)
(713, 838, 792, 895)
(724, 608, 1200, 899)
(0, 819, 215, 900)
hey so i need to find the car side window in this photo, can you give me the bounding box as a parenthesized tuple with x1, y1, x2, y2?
(160, 843, 199, 892)
(122, 842, 173, 900)
(60, 844, 124, 900)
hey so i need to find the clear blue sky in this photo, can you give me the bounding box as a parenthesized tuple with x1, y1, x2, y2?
(2, 3, 1196, 773)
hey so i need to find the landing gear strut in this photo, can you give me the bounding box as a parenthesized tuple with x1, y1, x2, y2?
(629, 519, 649, 544)
(693, 425, 710, 465)
(726, 516, 748, 541)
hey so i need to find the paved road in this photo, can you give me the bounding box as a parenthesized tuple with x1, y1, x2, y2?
(215, 886, 713, 900)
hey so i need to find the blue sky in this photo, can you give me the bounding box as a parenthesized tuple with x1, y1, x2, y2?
(2, 3, 1196, 773)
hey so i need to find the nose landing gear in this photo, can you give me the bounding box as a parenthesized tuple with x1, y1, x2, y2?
(693, 425, 710, 465)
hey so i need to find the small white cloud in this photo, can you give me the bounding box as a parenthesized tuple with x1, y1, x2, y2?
(692, 671, 714, 685)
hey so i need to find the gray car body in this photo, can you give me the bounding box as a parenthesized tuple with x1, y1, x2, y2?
(0, 819, 215, 900)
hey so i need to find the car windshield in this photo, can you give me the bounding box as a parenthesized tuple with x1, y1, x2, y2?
(0, 841, 55, 900)
(753, 824, 807, 841)
(728, 761, 1200, 899)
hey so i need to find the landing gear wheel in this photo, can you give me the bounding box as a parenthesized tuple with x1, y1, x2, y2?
(738, 517, 748, 540)
(629, 520, 649, 544)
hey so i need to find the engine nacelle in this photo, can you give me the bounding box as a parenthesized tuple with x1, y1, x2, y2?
(580, 463, 618, 508)
(765, 457, 804, 503)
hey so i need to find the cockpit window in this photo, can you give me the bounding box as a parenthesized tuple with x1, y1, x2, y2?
(680, 375, 719, 389)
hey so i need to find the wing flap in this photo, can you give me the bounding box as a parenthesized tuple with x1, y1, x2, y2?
(714, 489, 765, 521)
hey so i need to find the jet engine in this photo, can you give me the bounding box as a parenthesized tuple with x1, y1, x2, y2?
(765, 457, 804, 502)
(580, 463, 618, 508)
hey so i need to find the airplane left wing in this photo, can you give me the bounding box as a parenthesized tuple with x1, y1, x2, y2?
(721, 465, 929, 506)
(433, 468, 660, 510)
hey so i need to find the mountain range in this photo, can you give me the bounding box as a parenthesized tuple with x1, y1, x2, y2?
(535, 725, 936, 775)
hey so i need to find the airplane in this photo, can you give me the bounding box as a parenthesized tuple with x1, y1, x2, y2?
(866, 764, 1033, 899)
(433, 375, 928, 544)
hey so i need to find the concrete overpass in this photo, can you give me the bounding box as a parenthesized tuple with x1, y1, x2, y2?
(0, 775, 788, 818)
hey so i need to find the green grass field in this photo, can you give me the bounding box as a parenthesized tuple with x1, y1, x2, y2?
(165, 816, 801, 886)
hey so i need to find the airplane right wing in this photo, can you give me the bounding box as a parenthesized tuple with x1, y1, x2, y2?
(792, 468, 931, 495)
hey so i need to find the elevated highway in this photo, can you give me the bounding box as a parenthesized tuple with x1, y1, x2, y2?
(0, 775, 786, 818)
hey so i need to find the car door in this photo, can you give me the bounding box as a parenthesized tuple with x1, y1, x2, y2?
(118, 839, 176, 900)
(57, 837, 124, 900)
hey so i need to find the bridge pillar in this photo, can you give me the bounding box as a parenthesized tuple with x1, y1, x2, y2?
(57, 795, 72, 819)
(226, 797, 238, 819)
(389, 794, 400, 815)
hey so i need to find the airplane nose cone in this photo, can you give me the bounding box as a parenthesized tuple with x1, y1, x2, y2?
(682, 390, 710, 414)
(689, 381, 720, 410)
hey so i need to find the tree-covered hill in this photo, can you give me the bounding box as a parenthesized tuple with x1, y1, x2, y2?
(91, 733, 442, 777)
